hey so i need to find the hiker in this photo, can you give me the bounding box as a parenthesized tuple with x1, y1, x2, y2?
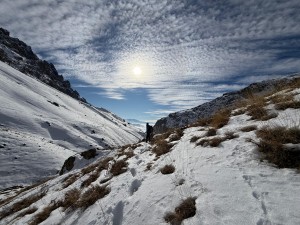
(146, 123, 153, 143)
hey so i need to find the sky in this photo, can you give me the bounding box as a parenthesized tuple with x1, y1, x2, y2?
(0, 0, 300, 123)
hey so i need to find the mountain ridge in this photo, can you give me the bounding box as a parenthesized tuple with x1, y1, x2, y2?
(0, 27, 85, 102)
(153, 74, 300, 133)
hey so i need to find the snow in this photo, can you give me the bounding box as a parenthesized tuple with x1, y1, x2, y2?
(0, 61, 143, 189)
(1, 61, 300, 225)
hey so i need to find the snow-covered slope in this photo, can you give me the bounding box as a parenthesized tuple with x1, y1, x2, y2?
(1, 84, 299, 225)
(0, 61, 142, 189)
(154, 74, 300, 133)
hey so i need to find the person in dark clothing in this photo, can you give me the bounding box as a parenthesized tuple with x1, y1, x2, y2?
(146, 123, 153, 143)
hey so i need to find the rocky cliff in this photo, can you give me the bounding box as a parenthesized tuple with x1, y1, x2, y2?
(0, 27, 85, 102)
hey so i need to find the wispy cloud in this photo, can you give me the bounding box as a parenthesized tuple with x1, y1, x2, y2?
(1, 0, 300, 119)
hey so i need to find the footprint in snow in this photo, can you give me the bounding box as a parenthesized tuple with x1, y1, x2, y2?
(129, 179, 142, 196)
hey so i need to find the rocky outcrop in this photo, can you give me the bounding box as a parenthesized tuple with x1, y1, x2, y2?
(0, 27, 86, 102)
(153, 75, 300, 133)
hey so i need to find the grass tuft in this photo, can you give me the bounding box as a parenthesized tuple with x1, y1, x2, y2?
(164, 197, 197, 225)
(61, 188, 80, 211)
(29, 201, 62, 225)
(152, 139, 174, 157)
(0, 191, 47, 220)
(110, 160, 128, 176)
(255, 126, 300, 168)
(240, 125, 257, 132)
(160, 164, 175, 174)
(77, 185, 110, 209)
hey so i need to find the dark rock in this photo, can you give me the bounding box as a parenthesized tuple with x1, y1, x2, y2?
(59, 156, 76, 175)
(80, 148, 98, 159)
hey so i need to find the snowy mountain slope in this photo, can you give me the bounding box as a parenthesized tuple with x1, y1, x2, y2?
(0, 61, 143, 189)
(154, 74, 300, 133)
(0, 85, 299, 225)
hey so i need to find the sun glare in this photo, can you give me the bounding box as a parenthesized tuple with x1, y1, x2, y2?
(133, 66, 142, 77)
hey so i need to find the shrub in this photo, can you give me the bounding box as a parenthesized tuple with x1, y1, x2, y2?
(77, 185, 110, 209)
(110, 160, 128, 176)
(160, 164, 175, 174)
(240, 125, 257, 132)
(164, 197, 197, 225)
(255, 126, 300, 168)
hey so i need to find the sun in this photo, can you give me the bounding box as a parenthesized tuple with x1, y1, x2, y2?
(133, 66, 142, 77)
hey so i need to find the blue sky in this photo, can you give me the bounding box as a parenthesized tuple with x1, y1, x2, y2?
(1, 0, 300, 123)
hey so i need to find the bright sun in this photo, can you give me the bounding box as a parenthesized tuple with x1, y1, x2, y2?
(133, 66, 142, 77)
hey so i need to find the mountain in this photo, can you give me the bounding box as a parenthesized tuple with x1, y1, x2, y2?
(126, 119, 146, 131)
(0, 79, 299, 225)
(0, 61, 142, 189)
(153, 74, 300, 133)
(0, 27, 85, 102)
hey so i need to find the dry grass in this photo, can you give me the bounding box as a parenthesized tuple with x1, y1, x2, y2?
(275, 100, 300, 110)
(29, 201, 62, 225)
(117, 148, 134, 160)
(61, 188, 80, 211)
(168, 128, 184, 142)
(255, 126, 300, 168)
(206, 128, 217, 136)
(240, 125, 257, 132)
(62, 173, 81, 189)
(190, 136, 201, 143)
(241, 94, 279, 121)
(16, 207, 38, 219)
(197, 137, 224, 147)
(160, 164, 175, 174)
(145, 162, 153, 171)
(232, 108, 247, 116)
(81, 171, 100, 188)
(209, 109, 231, 129)
(224, 131, 239, 140)
(164, 197, 197, 225)
(110, 160, 128, 176)
(76, 185, 110, 209)
(152, 139, 174, 157)
(0, 191, 47, 220)
(81, 163, 98, 175)
(190, 117, 211, 127)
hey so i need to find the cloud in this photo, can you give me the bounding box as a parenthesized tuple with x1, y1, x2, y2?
(1, 0, 300, 118)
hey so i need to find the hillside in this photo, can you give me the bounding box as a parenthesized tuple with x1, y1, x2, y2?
(1, 77, 299, 225)
(0, 61, 143, 189)
(153, 74, 300, 133)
